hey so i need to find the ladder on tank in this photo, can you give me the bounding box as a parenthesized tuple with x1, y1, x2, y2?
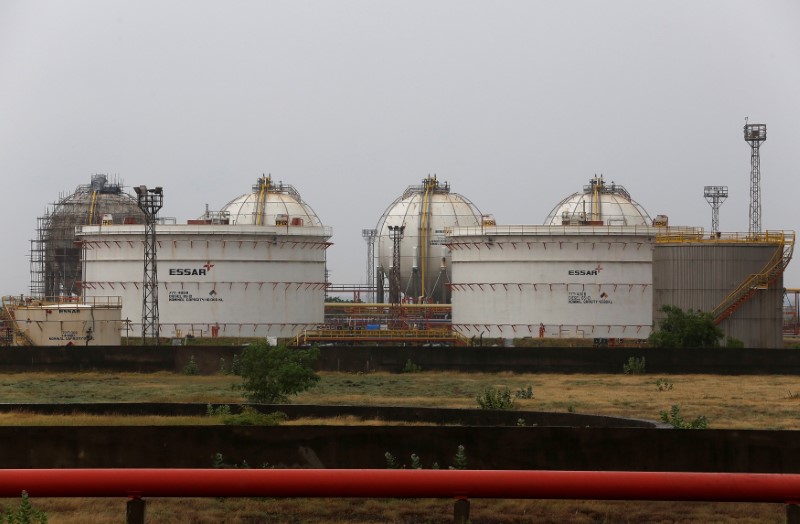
(711, 232, 795, 325)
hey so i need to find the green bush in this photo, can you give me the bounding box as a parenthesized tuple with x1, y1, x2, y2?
(221, 407, 287, 426)
(655, 378, 674, 391)
(514, 385, 534, 399)
(659, 405, 708, 429)
(402, 359, 422, 373)
(725, 337, 745, 348)
(476, 387, 514, 410)
(206, 403, 232, 417)
(648, 305, 724, 349)
(235, 342, 320, 403)
(183, 355, 199, 375)
(623, 356, 646, 375)
(451, 445, 468, 470)
(1, 491, 47, 524)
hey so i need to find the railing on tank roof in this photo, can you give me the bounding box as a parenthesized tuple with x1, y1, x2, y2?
(75, 224, 333, 237)
(1, 295, 121, 308)
(655, 230, 794, 244)
(445, 224, 688, 238)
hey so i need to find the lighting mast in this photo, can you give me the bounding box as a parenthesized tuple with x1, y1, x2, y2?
(744, 122, 766, 235)
(703, 186, 728, 235)
(134, 185, 163, 345)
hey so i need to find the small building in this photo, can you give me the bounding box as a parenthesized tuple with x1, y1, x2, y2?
(2, 295, 122, 346)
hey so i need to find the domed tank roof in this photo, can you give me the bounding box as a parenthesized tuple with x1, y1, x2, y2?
(376, 175, 483, 303)
(32, 174, 145, 297)
(544, 175, 651, 226)
(220, 175, 323, 227)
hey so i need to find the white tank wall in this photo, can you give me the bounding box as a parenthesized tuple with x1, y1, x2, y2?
(78, 224, 331, 339)
(448, 226, 657, 340)
(13, 303, 122, 346)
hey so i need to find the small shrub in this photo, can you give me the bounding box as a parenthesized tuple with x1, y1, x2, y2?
(385, 447, 463, 470)
(385, 452, 400, 469)
(402, 359, 422, 373)
(516, 418, 526, 426)
(213, 452, 272, 469)
(659, 405, 708, 429)
(1, 491, 48, 524)
(206, 403, 232, 417)
(221, 407, 286, 426)
(476, 387, 514, 410)
(231, 353, 242, 375)
(183, 355, 199, 375)
(566, 403, 576, 413)
(514, 385, 534, 399)
(725, 337, 745, 348)
(450, 445, 468, 470)
(623, 356, 646, 375)
(655, 378, 674, 391)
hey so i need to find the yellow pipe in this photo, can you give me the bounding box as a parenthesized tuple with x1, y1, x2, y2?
(420, 177, 433, 300)
(255, 175, 269, 226)
(593, 176, 600, 222)
(88, 191, 98, 225)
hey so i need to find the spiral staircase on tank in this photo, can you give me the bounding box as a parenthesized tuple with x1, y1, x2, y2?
(711, 231, 795, 325)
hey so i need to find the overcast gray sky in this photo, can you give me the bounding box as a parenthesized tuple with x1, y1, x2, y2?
(1, 0, 799, 296)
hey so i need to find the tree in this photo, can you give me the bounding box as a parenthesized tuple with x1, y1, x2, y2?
(236, 341, 320, 403)
(648, 305, 724, 349)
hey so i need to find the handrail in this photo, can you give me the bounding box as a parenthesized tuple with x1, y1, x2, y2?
(1, 469, 799, 503)
(656, 230, 792, 245)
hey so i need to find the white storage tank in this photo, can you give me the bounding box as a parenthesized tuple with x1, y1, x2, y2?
(78, 176, 331, 339)
(375, 175, 483, 303)
(448, 176, 659, 341)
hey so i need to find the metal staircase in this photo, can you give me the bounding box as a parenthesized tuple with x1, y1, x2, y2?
(711, 232, 795, 325)
(0, 297, 34, 347)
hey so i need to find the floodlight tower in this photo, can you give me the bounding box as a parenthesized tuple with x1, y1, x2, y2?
(703, 186, 728, 235)
(362, 228, 377, 303)
(744, 122, 766, 235)
(388, 225, 405, 305)
(134, 185, 163, 345)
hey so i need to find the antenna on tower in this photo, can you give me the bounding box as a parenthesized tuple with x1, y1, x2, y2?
(134, 185, 163, 345)
(743, 122, 766, 235)
(362, 229, 377, 303)
(703, 186, 728, 235)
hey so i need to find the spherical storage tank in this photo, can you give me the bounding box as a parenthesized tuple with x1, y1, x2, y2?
(544, 175, 653, 226)
(375, 175, 483, 303)
(221, 175, 323, 227)
(30, 174, 144, 297)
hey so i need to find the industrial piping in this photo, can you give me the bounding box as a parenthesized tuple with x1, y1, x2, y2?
(2, 469, 800, 502)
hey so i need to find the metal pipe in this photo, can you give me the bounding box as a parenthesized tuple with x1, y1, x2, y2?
(2, 469, 800, 503)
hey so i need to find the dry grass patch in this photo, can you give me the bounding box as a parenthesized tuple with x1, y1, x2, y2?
(16, 497, 786, 523)
(1, 370, 798, 429)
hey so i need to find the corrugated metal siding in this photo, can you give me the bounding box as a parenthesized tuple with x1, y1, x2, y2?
(653, 243, 783, 348)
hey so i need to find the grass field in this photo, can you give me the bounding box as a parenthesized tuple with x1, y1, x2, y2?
(0, 371, 798, 429)
(0, 370, 798, 522)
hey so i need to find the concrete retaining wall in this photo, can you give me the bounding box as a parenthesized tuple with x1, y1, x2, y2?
(1, 346, 799, 374)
